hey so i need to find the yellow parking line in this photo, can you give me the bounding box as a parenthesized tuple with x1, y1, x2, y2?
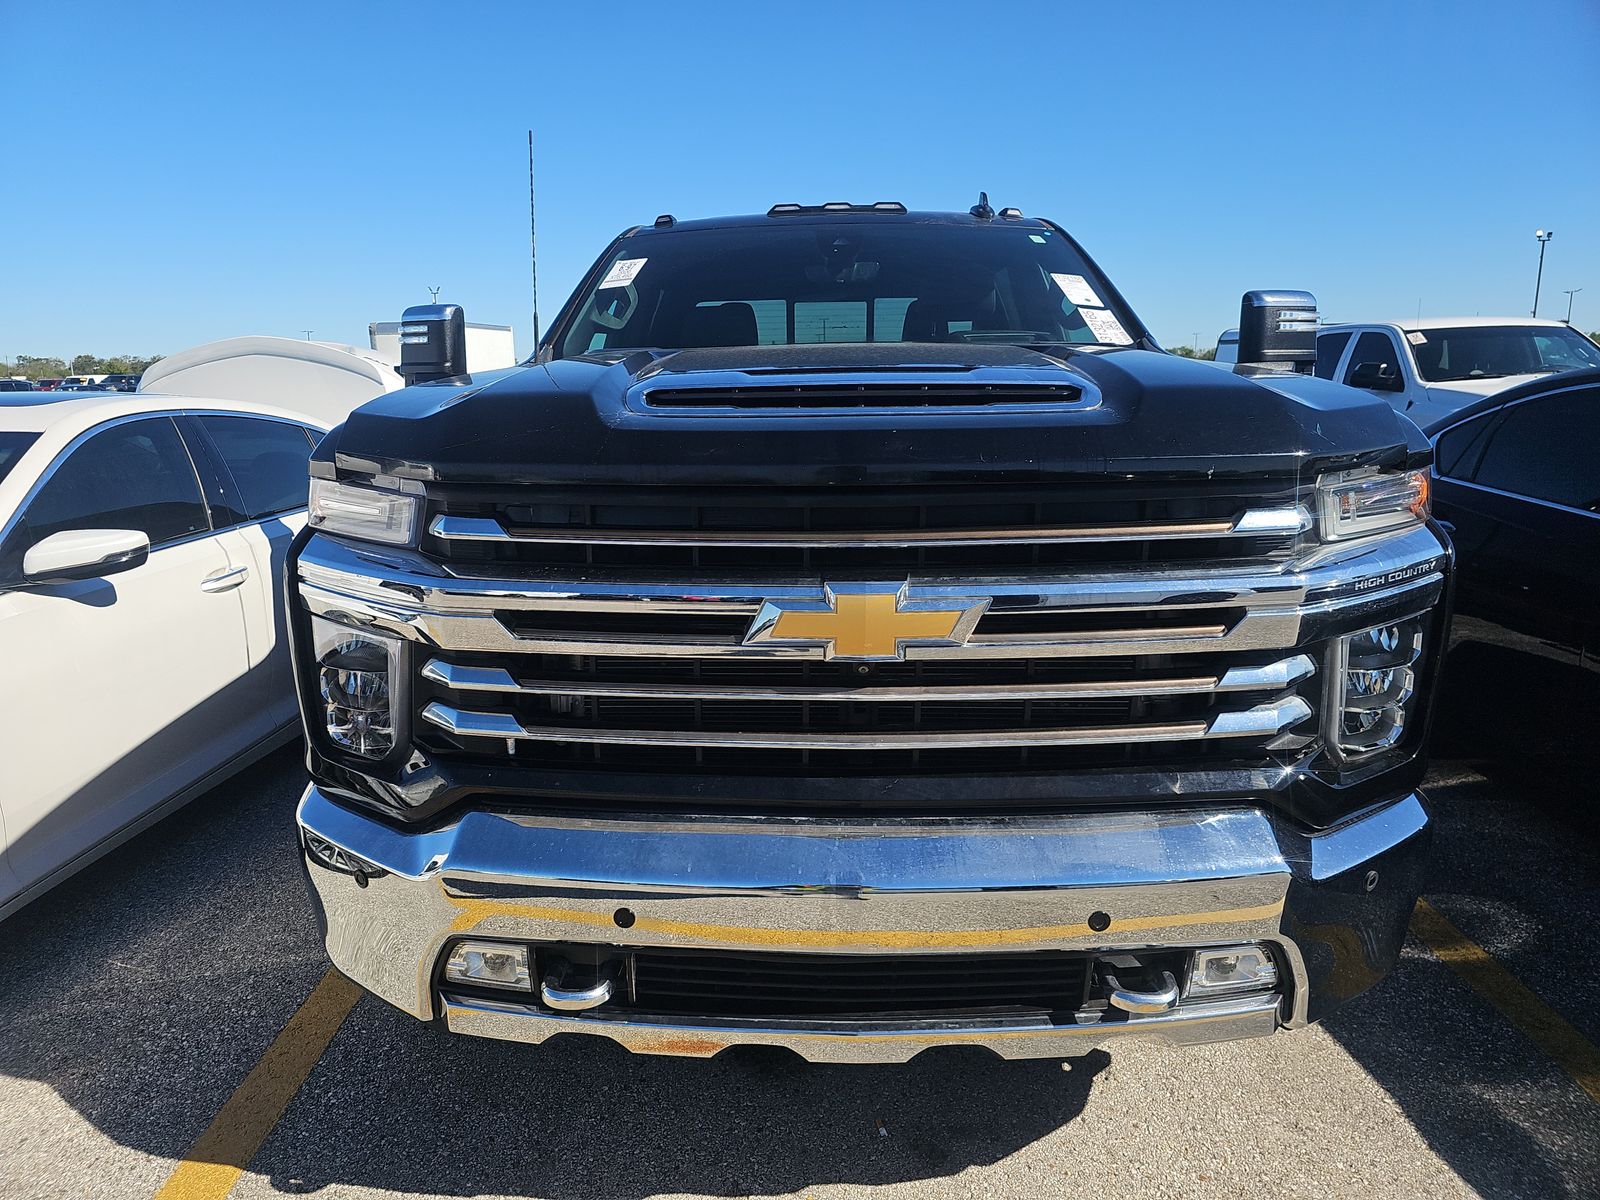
(1411, 898, 1600, 1105)
(153, 969, 362, 1200)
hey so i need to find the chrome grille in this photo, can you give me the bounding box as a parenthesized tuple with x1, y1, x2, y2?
(412, 646, 1318, 777)
(293, 478, 1379, 794)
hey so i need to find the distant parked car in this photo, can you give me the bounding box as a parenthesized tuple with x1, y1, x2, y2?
(34, 379, 64, 392)
(1427, 367, 1600, 759)
(54, 384, 102, 392)
(0, 381, 36, 392)
(0, 391, 326, 918)
(1319, 318, 1600, 427)
(97, 373, 142, 393)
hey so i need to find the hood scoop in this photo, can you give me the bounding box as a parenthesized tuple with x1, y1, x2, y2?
(639, 380, 1085, 411)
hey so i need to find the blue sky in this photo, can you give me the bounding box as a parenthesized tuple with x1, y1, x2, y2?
(7, 0, 1599, 363)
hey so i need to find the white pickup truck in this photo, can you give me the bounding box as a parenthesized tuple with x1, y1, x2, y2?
(1313, 317, 1600, 427)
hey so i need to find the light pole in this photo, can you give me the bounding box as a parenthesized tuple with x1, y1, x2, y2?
(302, 330, 315, 341)
(1532, 229, 1554, 316)
(1561, 288, 1582, 325)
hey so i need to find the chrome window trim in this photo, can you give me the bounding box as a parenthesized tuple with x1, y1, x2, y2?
(1433, 475, 1600, 519)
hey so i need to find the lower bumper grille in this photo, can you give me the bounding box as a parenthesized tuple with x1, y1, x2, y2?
(554, 946, 1108, 1020)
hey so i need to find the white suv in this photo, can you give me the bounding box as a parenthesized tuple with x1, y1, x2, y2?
(0, 392, 324, 917)
(1316, 317, 1600, 427)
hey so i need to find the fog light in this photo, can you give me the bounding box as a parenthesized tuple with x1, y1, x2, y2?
(1330, 616, 1423, 757)
(1186, 945, 1277, 998)
(311, 616, 399, 759)
(444, 941, 532, 992)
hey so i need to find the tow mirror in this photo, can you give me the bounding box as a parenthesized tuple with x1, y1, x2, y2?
(397, 303, 468, 385)
(1236, 290, 1318, 374)
(23, 528, 150, 584)
(1348, 361, 1405, 392)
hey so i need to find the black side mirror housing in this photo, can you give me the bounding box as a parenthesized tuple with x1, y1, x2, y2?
(1236, 290, 1318, 374)
(397, 303, 467, 384)
(1348, 361, 1405, 392)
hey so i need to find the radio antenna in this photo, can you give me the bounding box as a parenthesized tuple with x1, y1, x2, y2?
(528, 130, 541, 353)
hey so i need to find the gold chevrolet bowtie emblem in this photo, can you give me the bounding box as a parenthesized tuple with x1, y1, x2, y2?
(745, 583, 990, 661)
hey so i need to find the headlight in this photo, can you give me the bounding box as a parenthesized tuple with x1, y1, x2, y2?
(308, 477, 419, 546)
(311, 616, 400, 759)
(1317, 468, 1429, 541)
(1328, 616, 1424, 757)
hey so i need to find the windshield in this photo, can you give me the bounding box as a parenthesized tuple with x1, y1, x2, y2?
(556, 221, 1142, 358)
(0, 432, 39, 486)
(1409, 325, 1600, 382)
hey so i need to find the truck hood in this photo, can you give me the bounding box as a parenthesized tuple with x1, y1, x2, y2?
(1426, 373, 1551, 401)
(335, 344, 1423, 487)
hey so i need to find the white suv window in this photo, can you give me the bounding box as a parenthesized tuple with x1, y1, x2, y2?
(0, 417, 209, 581)
(198, 416, 315, 520)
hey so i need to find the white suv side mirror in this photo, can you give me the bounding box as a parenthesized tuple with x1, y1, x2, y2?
(23, 529, 151, 584)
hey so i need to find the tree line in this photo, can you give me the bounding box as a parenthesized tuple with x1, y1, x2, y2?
(7, 353, 165, 379)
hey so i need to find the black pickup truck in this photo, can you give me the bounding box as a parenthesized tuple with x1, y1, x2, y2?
(291, 201, 1448, 1063)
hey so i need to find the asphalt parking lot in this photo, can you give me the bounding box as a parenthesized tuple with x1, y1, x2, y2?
(2, 743, 1597, 1200)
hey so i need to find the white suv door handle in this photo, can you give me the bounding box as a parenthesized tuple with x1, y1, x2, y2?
(199, 565, 250, 593)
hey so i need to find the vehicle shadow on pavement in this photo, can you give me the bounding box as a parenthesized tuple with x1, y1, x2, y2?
(0, 743, 333, 1182)
(252, 1008, 1109, 1199)
(1321, 761, 1600, 1200)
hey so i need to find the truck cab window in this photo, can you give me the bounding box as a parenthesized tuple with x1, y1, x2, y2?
(558, 222, 1135, 357)
(1343, 331, 1400, 385)
(1315, 331, 1353, 380)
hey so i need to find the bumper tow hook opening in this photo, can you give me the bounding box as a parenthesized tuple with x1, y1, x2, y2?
(540, 959, 620, 1012)
(1103, 969, 1181, 1015)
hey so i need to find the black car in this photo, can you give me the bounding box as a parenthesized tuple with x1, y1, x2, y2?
(1427, 367, 1600, 758)
(97, 373, 141, 393)
(0, 380, 36, 392)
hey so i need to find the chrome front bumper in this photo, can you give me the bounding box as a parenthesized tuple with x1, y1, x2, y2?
(296, 786, 1430, 1063)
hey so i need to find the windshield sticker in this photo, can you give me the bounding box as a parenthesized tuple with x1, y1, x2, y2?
(1028, 234, 1047, 243)
(598, 257, 648, 290)
(1051, 273, 1103, 308)
(1080, 307, 1133, 345)
(1406, 331, 1428, 345)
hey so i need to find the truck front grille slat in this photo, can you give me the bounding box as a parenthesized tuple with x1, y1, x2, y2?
(418, 481, 1309, 573)
(429, 507, 1308, 548)
(419, 695, 1311, 750)
(420, 653, 1313, 702)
